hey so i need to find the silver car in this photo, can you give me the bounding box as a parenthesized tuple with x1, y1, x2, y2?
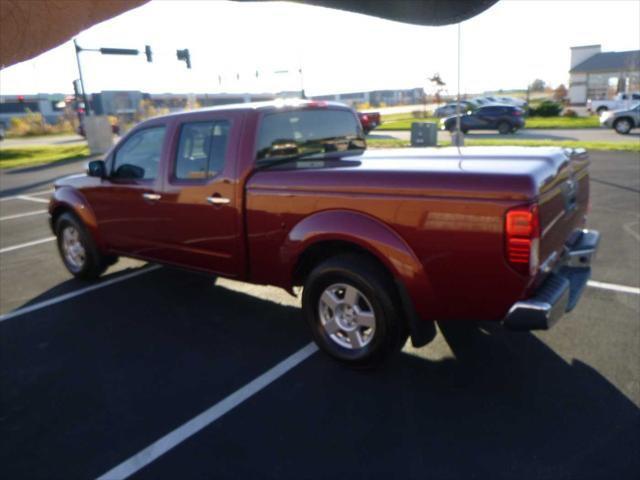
(600, 103, 640, 134)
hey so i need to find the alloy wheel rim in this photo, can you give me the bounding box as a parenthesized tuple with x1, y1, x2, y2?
(318, 283, 376, 350)
(617, 120, 630, 133)
(62, 226, 86, 271)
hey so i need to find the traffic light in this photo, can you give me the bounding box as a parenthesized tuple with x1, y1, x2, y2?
(176, 49, 191, 69)
(145, 45, 152, 63)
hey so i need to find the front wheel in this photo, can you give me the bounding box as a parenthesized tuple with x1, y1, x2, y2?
(55, 212, 112, 280)
(302, 254, 408, 367)
(614, 118, 632, 134)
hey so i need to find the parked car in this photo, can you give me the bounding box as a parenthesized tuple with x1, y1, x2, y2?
(357, 111, 381, 134)
(493, 96, 528, 108)
(599, 103, 640, 134)
(470, 96, 491, 106)
(49, 99, 598, 366)
(441, 104, 525, 134)
(587, 92, 640, 115)
(0, 124, 5, 141)
(434, 101, 475, 117)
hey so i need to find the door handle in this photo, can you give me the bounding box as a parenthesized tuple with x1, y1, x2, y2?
(142, 192, 161, 201)
(207, 195, 230, 205)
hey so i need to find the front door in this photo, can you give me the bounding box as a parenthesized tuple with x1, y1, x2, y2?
(154, 112, 243, 277)
(87, 124, 169, 259)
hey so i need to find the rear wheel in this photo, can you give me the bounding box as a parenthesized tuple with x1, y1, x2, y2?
(302, 254, 408, 367)
(613, 118, 632, 134)
(498, 121, 511, 134)
(55, 212, 111, 280)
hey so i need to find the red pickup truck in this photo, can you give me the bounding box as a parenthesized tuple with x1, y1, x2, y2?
(49, 100, 599, 366)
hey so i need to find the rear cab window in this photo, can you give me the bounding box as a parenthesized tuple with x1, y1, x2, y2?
(255, 106, 365, 164)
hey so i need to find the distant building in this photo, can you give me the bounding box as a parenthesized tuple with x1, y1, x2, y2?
(0, 87, 427, 128)
(0, 93, 66, 128)
(568, 45, 640, 104)
(312, 87, 424, 107)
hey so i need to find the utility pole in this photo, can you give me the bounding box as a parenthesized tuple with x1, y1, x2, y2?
(73, 39, 91, 116)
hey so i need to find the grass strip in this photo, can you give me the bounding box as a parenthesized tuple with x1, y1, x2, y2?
(0, 145, 91, 169)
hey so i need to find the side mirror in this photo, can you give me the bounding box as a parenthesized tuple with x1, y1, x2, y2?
(87, 160, 107, 178)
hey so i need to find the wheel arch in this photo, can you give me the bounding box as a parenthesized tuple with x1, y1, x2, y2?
(49, 188, 103, 250)
(282, 210, 437, 344)
(613, 116, 635, 131)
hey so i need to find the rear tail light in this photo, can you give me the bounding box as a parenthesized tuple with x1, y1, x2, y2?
(505, 204, 540, 276)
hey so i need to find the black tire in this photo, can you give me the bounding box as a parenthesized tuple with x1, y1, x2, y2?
(55, 212, 110, 280)
(498, 121, 511, 135)
(461, 128, 469, 134)
(596, 106, 608, 116)
(613, 117, 633, 135)
(302, 254, 408, 367)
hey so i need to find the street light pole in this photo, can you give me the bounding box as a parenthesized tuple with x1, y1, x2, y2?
(454, 23, 463, 147)
(73, 39, 91, 116)
(456, 23, 460, 142)
(299, 67, 306, 99)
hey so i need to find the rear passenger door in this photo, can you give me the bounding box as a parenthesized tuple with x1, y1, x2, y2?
(155, 111, 244, 277)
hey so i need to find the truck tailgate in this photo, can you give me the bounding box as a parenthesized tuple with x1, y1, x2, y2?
(537, 149, 590, 269)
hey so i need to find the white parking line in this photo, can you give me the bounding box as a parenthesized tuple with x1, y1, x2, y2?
(16, 195, 50, 204)
(587, 280, 640, 295)
(0, 236, 56, 254)
(0, 265, 162, 322)
(0, 209, 48, 221)
(0, 190, 52, 202)
(97, 342, 318, 480)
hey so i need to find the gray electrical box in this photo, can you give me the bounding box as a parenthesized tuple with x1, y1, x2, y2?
(410, 122, 437, 147)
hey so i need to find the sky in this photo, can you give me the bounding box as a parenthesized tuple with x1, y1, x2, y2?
(0, 0, 639, 97)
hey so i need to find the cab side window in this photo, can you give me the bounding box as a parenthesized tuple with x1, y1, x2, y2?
(174, 120, 230, 180)
(112, 126, 166, 180)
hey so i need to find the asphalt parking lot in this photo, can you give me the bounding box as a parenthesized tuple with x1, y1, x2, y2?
(1, 151, 639, 479)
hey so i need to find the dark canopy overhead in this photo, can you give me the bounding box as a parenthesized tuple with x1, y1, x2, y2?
(290, 0, 498, 26)
(0, 0, 498, 68)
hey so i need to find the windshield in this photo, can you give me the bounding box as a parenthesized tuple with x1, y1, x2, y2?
(256, 108, 366, 162)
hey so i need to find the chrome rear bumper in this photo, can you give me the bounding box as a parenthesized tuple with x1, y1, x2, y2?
(503, 229, 600, 331)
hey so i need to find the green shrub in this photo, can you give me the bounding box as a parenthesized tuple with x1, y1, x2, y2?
(529, 100, 563, 117)
(8, 110, 76, 137)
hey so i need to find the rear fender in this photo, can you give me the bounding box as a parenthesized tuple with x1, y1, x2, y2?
(282, 210, 435, 322)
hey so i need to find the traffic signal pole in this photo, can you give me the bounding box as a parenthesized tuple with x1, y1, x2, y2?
(73, 40, 156, 116)
(73, 39, 92, 116)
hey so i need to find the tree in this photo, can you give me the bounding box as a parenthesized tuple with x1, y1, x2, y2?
(553, 84, 568, 102)
(530, 79, 546, 92)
